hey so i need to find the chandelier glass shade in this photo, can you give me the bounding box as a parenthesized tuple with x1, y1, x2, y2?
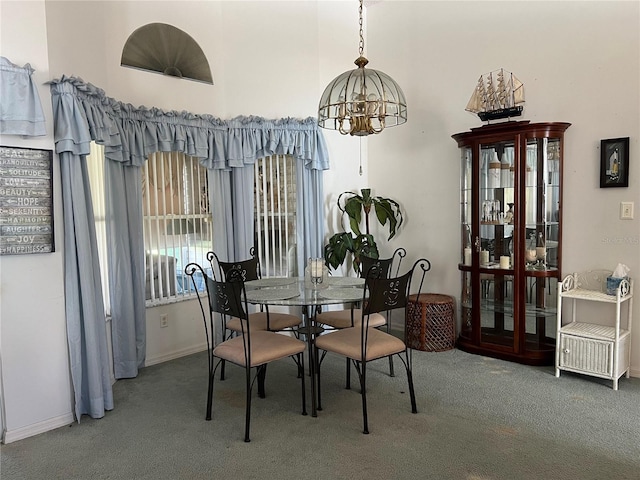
(318, 56, 407, 136)
(317, 1, 407, 136)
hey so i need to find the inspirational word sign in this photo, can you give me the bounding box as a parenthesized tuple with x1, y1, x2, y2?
(0, 146, 54, 255)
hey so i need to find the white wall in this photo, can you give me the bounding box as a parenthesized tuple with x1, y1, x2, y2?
(0, 0, 638, 443)
(366, 0, 639, 368)
(0, 0, 73, 443)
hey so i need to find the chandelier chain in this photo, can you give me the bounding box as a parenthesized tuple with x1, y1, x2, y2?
(358, 0, 364, 57)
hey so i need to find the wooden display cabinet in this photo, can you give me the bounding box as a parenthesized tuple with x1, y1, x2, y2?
(452, 121, 571, 365)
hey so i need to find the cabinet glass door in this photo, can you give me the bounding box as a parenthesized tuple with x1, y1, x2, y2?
(460, 147, 473, 337)
(478, 140, 515, 349)
(523, 137, 560, 352)
(461, 147, 472, 264)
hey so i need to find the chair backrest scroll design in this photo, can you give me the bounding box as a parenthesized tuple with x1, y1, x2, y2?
(360, 247, 407, 280)
(206, 251, 223, 281)
(217, 247, 261, 282)
(360, 258, 431, 356)
(391, 247, 407, 277)
(206, 267, 253, 366)
(360, 255, 394, 280)
(362, 268, 413, 318)
(185, 262, 216, 359)
(411, 258, 432, 304)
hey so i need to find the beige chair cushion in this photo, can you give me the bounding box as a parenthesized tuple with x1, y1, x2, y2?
(227, 312, 301, 332)
(213, 330, 306, 367)
(315, 327, 405, 362)
(316, 309, 386, 329)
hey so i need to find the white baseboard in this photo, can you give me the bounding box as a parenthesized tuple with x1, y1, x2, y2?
(145, 343, 207, 367)
(629, 367, 639, 378)
(3, 412, 75, 444)
(2, 345, 206, 444)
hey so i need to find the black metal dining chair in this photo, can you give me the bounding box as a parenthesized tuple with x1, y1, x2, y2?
(315, 257, 431, 434)
(185, 263, 307, 442)
(315, 247, 406, 386)
(208, 248, 303, 380)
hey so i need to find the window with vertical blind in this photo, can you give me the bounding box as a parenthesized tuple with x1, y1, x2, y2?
(87, 146, 213, 306)
(87, 147, 297, 308)
(254, 155, 297, 278)
(143, 151, 212, 302)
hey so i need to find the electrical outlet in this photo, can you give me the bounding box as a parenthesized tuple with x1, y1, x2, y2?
(620, 201, 634, 220)
(160, 314, 169, 328)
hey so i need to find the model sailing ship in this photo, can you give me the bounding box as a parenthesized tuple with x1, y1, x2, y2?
(466, 69, 525, 122)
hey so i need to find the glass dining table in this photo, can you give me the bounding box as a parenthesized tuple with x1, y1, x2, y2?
(244, 276, 365, 417)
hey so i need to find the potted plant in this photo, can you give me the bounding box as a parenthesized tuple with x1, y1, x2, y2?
(324, 188, 403, 275)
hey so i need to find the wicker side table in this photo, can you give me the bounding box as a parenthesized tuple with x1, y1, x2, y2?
(406, 293, 456, 352)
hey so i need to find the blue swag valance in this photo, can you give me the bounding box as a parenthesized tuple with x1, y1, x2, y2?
(49, 75, 328, 422)
(49, 75, 330, 170)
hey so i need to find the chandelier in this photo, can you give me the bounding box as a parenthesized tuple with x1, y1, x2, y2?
(317, 0, 407, 136)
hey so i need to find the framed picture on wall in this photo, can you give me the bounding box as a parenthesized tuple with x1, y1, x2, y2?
(0, 145, 54, 255)
(600, 137, 630, 188)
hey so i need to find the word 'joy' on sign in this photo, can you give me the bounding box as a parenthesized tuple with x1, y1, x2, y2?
(0, 146, 54, 255)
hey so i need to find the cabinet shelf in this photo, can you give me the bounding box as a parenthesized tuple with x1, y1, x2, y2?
(480, 186, 515, 191)
(480, 298, 557, 318)
(458, 263, 559, 277)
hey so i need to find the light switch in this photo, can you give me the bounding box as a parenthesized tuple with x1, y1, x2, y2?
(620, 202, 634, 220)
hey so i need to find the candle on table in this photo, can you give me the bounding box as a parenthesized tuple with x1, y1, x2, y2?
(311, 259, 322, 277)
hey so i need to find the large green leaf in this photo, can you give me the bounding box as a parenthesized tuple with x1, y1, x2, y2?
(324, 232, 355, 270)
(323, 232, 379, 274)
(360, 188, 372, 205)
(343, 195, 364, 235)
(352, 234, 378, 275)
(373, 197, 403, 240)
